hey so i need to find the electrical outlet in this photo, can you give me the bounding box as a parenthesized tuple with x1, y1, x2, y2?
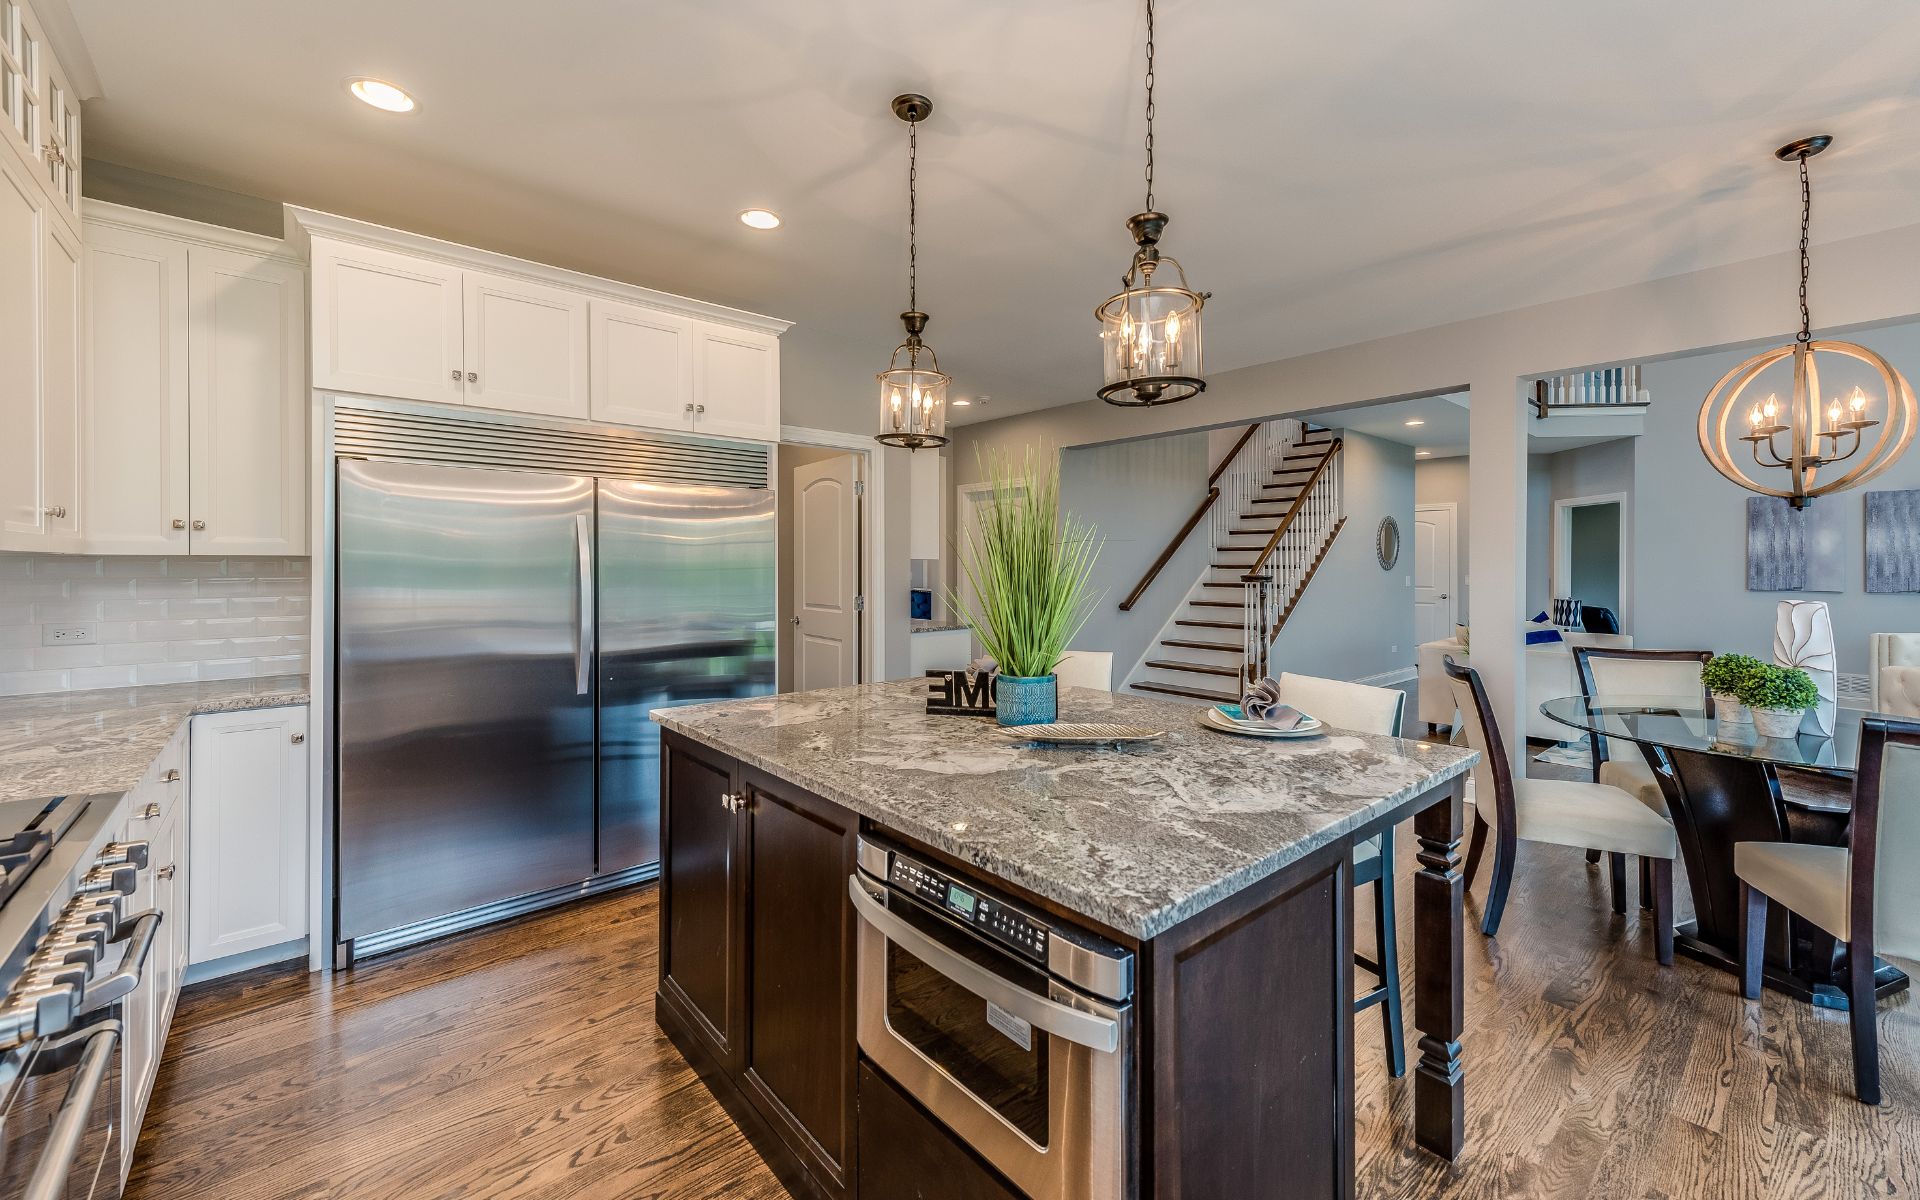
(42, 623, 96, 646)
(1391, 644, 1398, 655)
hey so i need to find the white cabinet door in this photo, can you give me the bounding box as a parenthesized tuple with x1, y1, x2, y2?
(462, 269, 589, 419)
(118, 786, 159, 1178)
(588, 298, 693, 431)
(311, 239, 464, 404)
(0, 151, 44, 548)
(189, 706, 310, 964)
(693, 323, 779, 441)
(151, 798, 185, 1035)
(188, 247, 307, 554)
(81, 223, 191, 553)
(38, 212, 78, 547)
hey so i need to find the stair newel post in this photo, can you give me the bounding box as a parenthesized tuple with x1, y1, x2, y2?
(1243, 570, 1274, 685)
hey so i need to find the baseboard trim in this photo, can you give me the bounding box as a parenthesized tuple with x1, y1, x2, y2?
(1352, 666, 1417, 688)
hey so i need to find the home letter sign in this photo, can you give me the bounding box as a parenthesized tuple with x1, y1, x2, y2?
(926, 669, 997, 716)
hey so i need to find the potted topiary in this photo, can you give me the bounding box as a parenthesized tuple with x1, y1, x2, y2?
(1741, 664, 1819, 739)
(949, 447, 1103, 726)
(1700, 653, 1765, 738)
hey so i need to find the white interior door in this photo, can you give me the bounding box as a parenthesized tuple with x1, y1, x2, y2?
(462, 270, 589, 419)
(792, 454, 859, 691)
(1413, 503, 1457, 645)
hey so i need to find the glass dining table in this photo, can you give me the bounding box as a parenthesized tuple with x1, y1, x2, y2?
(1539, 695, 1906, 1009)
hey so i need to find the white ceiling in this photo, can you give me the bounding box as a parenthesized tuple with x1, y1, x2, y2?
(67, 0, 1920, 427)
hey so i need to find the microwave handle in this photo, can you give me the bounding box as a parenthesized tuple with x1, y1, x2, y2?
(22, 1022, 119, 1200)
(848, 876, 1119, 1054)
(77, 910, 161, 1012)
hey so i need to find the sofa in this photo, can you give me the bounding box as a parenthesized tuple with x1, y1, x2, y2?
(1417, 631, 1634, 741)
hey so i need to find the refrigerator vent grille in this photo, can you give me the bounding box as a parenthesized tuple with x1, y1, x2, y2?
(333, 402, 770, 488)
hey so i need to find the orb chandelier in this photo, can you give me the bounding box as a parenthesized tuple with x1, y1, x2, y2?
(875, 93, 950, 450)
(1095, 0, 1208, 407)
(1698, 135, 1916, 508)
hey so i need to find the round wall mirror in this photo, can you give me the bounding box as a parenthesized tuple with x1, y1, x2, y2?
(1376, 516, 1401, 571)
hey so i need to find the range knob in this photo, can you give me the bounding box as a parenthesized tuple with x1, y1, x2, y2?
(75, 863, 137, 898)
(97, 841, 149, 871)
(0, 982, 79, 1050)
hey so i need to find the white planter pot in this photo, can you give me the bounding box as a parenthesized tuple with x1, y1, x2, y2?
(1712, 694, 1751, 741)
(1751, 706, 1805, 739)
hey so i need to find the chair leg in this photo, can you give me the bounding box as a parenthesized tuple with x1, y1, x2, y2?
(1481, 834, 1515, 937)
(1738, 883, 1766, 1001)
(1585, 848, 1602, 866)
(1374, 827, 1406, 1078)
(1848, 941, 1882, 1105)
(1650, 858, 1674, 966)
(1639, 857, 1654, 913)
(1464, 811, 1489, 891)
(1608, 852, 1628, 916)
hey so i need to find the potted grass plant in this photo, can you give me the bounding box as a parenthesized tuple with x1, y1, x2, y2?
(1700, 652, 1765, 738)
(1742, 663, 1819, 739)
(948, 447, 1103, 726)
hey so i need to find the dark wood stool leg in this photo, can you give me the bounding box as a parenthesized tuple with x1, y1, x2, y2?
(1738, 883, 1766, 1001)
(1608, 852, 1628, 915)
(1650, 858, 1674, 966)
(1848, 941, 1882, 1105)
(1585, 848, 1602, 865)
(1639, 856, 1653, 913)
(1413, 778, 1465, 1159)
(1375, 826, 1406, 1078)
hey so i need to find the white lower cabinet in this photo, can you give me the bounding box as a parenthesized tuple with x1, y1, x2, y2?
(188, 705, 310, 965)
(119, 721, 187, 1180)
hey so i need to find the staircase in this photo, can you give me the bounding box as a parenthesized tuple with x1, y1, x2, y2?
(1125, 422, 1345, 704)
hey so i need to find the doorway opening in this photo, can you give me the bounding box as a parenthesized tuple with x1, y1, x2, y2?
(777, 444, 866, 692)
(1553, 493, 1626, 633)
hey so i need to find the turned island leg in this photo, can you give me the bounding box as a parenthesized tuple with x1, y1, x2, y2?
(1412, 775, 1465, 1159)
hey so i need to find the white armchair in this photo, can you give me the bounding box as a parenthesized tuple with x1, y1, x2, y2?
(1870, 633, 1920, 717)
(1417, 631, 1633, 740)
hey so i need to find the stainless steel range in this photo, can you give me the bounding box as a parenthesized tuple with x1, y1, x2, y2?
(0, 793, 161, 1200)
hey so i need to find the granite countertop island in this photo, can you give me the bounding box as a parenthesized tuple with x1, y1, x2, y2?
(0, 674, 310, 802)
(653, 678, 1476, 938)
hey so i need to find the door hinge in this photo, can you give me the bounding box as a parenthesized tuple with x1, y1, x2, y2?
(853, 479, 866, 497)
(854, 594, 866, 613)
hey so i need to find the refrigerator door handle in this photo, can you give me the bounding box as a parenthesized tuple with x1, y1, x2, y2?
(575, 512, 595, 695)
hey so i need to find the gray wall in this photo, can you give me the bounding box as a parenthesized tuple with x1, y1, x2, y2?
(1533, 437, 1635, 625)
(1057, 432, 1213, 676)
(1414, 457, 1471, 621)
(1568, 503, 1622, 615)
(1266, 430, 1416, 681)
(1630, 320, 1920, 676)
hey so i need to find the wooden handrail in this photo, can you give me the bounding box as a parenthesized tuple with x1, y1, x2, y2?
(1117, 423, 1261, 612)
(1242, 437, 1343, 581)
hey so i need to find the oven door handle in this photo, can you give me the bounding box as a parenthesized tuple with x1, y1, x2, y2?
(848, 875, 1119, 1054)
(77, 909, 161, 1013)
(21, 1021, 119, 1200)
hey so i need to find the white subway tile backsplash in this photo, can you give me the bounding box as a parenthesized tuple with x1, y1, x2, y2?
(0, 555, 309, 697)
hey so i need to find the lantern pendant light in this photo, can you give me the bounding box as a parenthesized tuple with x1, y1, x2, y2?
(1697, 135, 1916, 507)
(875, 93, 951, 450)
(1096, 0, 1208, 407)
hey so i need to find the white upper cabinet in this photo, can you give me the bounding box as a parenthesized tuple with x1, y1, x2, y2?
(311, 238, 465, 405)
(188, 246, 307, 554)
(81, 207, 309, 555)
(0, 0, 80, 231)
(693, 324, 780, 442)
(39, 211, 77, 542)
(83, 222, 191, 552)
(462, 270, 588, 419)
(589, 298, 693, 430)
(0, 148, 79, 552)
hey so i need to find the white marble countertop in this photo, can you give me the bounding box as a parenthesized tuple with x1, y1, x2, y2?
(0, 675, 310, 802)
(653, 680, 1477, 938)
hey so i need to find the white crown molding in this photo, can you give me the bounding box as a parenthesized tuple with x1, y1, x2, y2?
(82, 199, 304, 264)
(285, 206, 793, 338)
(25, 0, 101, 99)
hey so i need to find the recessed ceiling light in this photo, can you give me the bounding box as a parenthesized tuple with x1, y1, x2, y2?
(951, 397, 971, 407)
(348, 78, 416, 113)
(1416, 450, 1432, 458)
(1404, 418, 1425, 427)
(738, 209, 782, 230)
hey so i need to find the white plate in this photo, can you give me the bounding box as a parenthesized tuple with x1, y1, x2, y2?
(1201, 706, 1325, 739)
(999, 722, 1166, 746)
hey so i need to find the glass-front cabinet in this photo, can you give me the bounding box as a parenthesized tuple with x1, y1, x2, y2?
(0, 0, 80, 228)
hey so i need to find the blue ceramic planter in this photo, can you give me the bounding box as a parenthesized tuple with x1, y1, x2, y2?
(995, 674, 1057, 726)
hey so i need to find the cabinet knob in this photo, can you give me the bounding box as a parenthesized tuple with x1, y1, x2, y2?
(467, 371, 478, 384)
(451, 369, 462, 382)
(157, 865, 175, 881)
(172, 519, 186, 530)
(684, 403, 695, 414)
(695, 404, 706, 415)
(191, 520, 206, 531)
(291, 733, 305, 744)
(136, 803, 161, 821)
(42, 505, 66, 519)
(162, 769, 180, 783)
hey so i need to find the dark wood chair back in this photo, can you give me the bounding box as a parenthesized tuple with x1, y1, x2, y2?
(1570, 647, 1713, 782)
(1851, 717, 1920, 953)
(1443, 655, 1515, 834)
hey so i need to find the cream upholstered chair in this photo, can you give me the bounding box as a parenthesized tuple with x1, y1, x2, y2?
(1737, 716, 1920, 1105)
(1870, 634, 1920, 717)
(1274, 673, 1410, 1076)
(1446, 656, 1680, 959)
(1053, 650, 1113, 691)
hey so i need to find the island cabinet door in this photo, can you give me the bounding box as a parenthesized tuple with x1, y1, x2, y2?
(659, 733, 749, 1073)
(740, 769, 859, 1195)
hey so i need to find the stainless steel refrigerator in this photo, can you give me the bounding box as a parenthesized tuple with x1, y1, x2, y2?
(335, 455, 773, 961)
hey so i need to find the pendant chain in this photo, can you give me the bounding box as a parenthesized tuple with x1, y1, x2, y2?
(1143, 0, 1156, 213)
(908, 117, 918, 315)
(1796, 151, 1812, 344)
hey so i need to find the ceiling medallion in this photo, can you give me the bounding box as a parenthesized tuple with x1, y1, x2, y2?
(1096, 0, 1208, 407)
(875, 93, 951, 451)
(1697, 135, 1915, 507)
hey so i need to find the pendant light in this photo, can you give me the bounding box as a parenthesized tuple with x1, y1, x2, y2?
(875, 93, 950, 450)
(1096, 0, 1208, 407)
(1697, 135, 1916, 507)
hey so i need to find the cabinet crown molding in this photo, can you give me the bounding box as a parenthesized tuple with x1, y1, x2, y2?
(83, 200, 304, 264)
(286, 206, 793, 338)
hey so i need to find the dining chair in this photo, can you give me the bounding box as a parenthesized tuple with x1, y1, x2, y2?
(1446, 656, 1679, 960)
(1869, 633, 1920, 717)
(1053, 650, 1114, 691)
(1274, 672, 1410, 1076)
(1571, 647, 1712, 914)
(1737, 716, 1920, 1105)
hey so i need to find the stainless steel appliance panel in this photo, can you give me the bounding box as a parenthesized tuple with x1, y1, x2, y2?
(337, 459, 597, 941)
(595, 480, 774, 873)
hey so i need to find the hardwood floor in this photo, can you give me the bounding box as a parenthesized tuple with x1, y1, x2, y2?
(131, 819, 1916, 1200)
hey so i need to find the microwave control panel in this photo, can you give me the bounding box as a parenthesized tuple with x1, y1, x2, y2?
(888, 854, 1050, 965)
